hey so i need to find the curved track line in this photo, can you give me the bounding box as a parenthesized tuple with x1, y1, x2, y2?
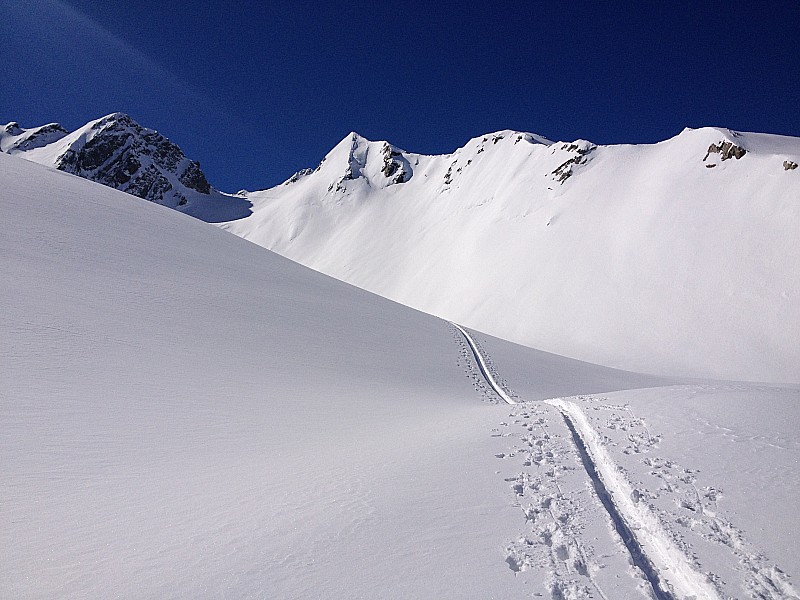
(451, 322, 515, 405)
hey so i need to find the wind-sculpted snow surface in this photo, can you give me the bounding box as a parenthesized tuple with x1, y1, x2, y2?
(223, 126, 800, 383)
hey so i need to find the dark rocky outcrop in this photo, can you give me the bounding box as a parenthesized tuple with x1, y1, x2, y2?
(125, 163, 173, 201)
(284, 168, 314, 185)
(552, 142, 596, 183)
(443, 160, 457, 185)
(784, 160, 798, 171)
(54, 113, 212, 206)
(381, 143, 408, 185)
(703, 141, 747, 162)
(179, 161, 211, 194)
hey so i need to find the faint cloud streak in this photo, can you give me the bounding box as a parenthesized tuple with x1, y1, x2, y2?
(50, 0, 208, 106)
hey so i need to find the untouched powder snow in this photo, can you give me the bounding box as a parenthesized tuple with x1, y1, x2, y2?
(1, 152, 692, 599)
(221, 127, 800, 384)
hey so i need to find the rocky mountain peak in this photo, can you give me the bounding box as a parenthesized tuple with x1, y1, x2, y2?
(4, 122, 23, 135)
(53, 113, 212, 206)
(1, 114, 259, 222)
(317, 132, 413, 193)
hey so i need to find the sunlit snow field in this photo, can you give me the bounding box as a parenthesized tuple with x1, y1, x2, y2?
(2, 152, 798, 599)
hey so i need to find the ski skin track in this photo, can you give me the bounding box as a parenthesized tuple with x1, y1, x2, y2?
(545, 398, 722, 600)
(555, 408, 675, 600)
(456, 324, 722, 600)
(451, 323, 516, 405)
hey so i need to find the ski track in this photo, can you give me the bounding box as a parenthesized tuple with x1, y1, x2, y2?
(585, 396, 800, 600)
(546, 398, 721, 600)
(558, 407, 674, 600)
(454, 324, 798, 600)
(496, 404, 616, 600)
(451, 322, 515, 405)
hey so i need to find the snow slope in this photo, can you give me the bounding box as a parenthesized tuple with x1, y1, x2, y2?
(471, 330, 800, 600)
(1, 152, 680, 599)
(3, 152, 798, 599)
(221, 128, 800, 383)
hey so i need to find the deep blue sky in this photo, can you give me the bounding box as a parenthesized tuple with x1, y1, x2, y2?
(2, 0, 799, 191)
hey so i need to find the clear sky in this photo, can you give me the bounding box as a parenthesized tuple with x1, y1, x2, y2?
(2, 0, 799, 192)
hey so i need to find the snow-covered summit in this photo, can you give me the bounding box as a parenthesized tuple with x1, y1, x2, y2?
(461, 129, 554, 149)
(1, 121, 69, 153)
(665, 126, 800, 161)
(288, 131, 417, 192)
(281, 129, 557, 195)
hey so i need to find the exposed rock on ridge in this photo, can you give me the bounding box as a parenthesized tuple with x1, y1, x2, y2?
(2, 113, 212, 208)
(703, 140, 747, 162)
(551, 141, 596, 183)
(55, 113, 211, 206)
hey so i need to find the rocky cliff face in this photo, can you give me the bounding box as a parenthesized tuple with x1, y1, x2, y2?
(54, 113, 211, 206)
(3, 113, 212, 208)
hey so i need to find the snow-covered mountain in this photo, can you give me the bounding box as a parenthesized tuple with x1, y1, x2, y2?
(1, 113, 250, 222)
(221, 127, 800, 383)
(6, 114, 798, 383)
(3, 151, 798, 599)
